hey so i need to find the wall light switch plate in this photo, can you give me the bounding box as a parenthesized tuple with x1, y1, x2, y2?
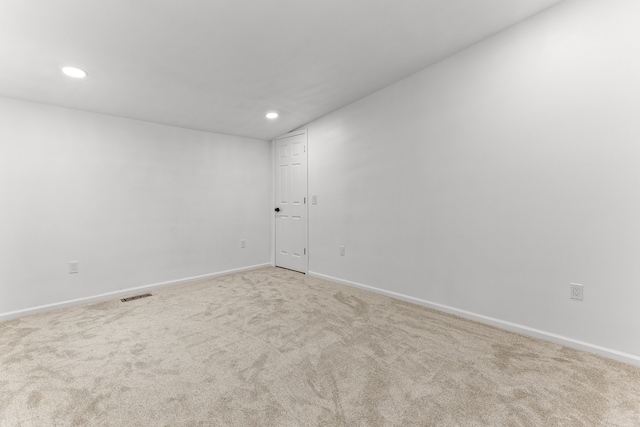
(339, 246, 345, 256)
(312, 195, 318, 205)
(69, 261, 79, 274)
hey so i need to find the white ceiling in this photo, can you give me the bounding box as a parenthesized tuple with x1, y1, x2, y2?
(0, 0, 563, 140)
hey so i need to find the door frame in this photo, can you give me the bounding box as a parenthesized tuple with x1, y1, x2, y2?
(271, 128, 308, 273)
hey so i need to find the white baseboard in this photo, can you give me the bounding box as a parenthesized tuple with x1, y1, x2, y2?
(308, 271, 640, 368)
(0, 263, 272, 323)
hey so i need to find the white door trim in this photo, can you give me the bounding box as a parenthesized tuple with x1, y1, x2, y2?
(271, 128, 308, 273)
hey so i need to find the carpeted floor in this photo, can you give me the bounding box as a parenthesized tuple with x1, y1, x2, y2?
(1, 267, 639, 426)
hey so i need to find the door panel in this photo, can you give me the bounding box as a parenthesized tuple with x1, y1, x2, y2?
(275, 130, 307, 273)
(279, 164, 289, 203)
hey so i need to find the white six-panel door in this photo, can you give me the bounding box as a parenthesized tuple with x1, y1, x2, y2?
(274, 130, 307, 273)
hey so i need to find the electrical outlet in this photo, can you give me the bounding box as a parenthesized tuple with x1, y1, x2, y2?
(570, 283, 583, 300)
(339, 246, 345, 256)
(240, 239, 246, 249)
(69, 261, 79, 274)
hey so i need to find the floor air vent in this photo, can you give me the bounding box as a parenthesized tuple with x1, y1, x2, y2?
(121, 293, 152, 302)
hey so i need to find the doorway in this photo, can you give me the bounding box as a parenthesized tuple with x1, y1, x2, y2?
(273, 129, 308, 273)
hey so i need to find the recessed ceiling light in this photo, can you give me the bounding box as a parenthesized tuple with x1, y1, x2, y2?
(62, 66, 88, 78)
(266, 112, 278, 119)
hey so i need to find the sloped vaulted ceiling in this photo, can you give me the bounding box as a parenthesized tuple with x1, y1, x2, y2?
(0, 0, 563, 140)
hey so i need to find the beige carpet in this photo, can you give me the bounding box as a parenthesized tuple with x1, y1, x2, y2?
(1, 267, 639, 426)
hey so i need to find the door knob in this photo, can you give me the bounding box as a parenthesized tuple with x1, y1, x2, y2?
(274, 207, 280, 212)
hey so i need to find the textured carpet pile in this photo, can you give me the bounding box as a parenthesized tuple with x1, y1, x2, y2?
(1, 267, 639, 426)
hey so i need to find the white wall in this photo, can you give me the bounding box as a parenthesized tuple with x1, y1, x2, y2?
(0, 97, 271, 317)
(306, 0, 640, 362)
